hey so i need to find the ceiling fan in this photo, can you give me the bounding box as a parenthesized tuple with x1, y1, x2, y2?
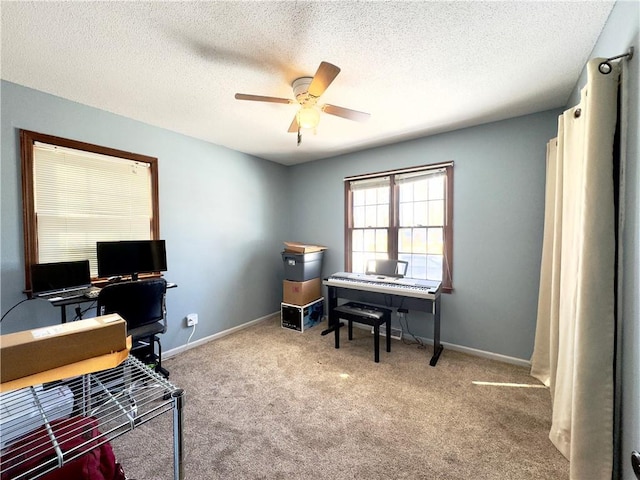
(235, 61, 370, 145)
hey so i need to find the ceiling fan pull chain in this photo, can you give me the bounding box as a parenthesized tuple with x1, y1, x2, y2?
(297, 127, 302, 146)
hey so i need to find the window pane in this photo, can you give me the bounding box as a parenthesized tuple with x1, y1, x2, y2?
(353, 206, 365, 228)
(428, 174, 445, 200)
(428, 200, 444, 226)
(399, 182, 413, 202)
(377, 205, 389, 227)
(398, 228, 412, 253)
(365, 205, 378, 227)
(426, 255, 443, 281)
(352, 252, 365, 274)
(377, 186, 389, 204)
(409, 254, 427, 279)
(412, 228, 427, 254)
(398, 253, 411, 268)
(413, 179, 428, 202)
(427, 227, 443, 254)
(399, 202, 413, 226)
(352, 229, 364, 251)
(363, 229, 376, 251)
(414, 201, 428, 226)
(365, 188, 377, 204)
(375, 229, 387, 253)
(353, 189, 366, 206)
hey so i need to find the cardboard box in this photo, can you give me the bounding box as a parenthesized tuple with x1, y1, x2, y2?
(281, 298, 324, 332)
(0, 314, 127, 384)
(283, 242, 327, 254)
(283, 278, 322, 306)
(1, 340, 130, 393)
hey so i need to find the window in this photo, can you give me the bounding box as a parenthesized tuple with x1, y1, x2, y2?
(345, 162, 453, 292)
(21, 130, 159, 291)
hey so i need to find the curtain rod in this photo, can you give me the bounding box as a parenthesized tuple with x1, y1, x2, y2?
(599, 47, 634, 74)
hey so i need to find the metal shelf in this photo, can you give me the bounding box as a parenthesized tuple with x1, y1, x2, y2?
(0, 356, 184, 480)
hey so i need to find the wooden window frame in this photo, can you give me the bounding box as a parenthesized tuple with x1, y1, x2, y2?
(20, 130, 160, 292)
(344, 162, 453, 293)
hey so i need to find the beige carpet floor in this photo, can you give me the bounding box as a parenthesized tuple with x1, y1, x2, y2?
(111, 316, 569, 479)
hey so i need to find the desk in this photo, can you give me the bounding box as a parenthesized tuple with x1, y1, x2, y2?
(50, 282, 177, 323)
(323, 273, 443, 366)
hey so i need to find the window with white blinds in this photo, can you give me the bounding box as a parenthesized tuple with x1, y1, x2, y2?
(345, 162, 453, 292)
(21, 130, 159, 289)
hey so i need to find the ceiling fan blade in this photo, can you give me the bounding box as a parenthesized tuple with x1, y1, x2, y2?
(288, 115, 299, 133)
(323, 104, 371, 122)
(235, 93, 292, 104)
(308, 62, 341, 98)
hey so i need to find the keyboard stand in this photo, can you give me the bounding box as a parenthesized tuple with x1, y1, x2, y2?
(325, 278, 443, 366)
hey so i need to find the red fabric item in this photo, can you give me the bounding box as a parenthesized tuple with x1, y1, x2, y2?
(1, 416, 125, 480)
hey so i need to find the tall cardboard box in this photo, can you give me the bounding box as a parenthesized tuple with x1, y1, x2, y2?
(283, 278, 321, 306)
(0, 314, 127, 384)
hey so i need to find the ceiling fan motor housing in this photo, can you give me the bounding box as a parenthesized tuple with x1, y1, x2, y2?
(292, 77, 315, 106)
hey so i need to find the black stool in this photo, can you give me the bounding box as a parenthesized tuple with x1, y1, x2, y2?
(332, 302, 392, 362)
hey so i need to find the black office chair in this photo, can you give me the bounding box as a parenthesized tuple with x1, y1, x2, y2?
(96, 278, 169, 377)
(365, 259, 408, 278)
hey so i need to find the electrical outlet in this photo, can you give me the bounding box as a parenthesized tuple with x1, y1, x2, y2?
(186, 313, 198, 327)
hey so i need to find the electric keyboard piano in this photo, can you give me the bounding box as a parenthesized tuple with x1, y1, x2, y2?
(323, 272, 440, 299)
(323, 272, 444, 366)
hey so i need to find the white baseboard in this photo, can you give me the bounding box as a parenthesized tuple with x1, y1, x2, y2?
(439, 341, 531, 367)
(350, 322, 530, 367)
(164, 311, 279, 359)
(166, 313, 531, 368)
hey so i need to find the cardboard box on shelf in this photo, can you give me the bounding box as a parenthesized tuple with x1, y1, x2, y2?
(283, 278, 322, 306)
(0, 314, 127, 384)
(283, 242, 327, 254)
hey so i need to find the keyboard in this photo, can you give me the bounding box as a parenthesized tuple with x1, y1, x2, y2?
(84, 288, 100, 299)
(38, 287, 100, 301)
(324, 272, 441, 300)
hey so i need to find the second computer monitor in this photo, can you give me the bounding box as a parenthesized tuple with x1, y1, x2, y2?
(97, 240, 167, 281)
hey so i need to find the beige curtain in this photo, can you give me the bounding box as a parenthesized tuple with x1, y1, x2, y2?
(530, 58, 620, 479)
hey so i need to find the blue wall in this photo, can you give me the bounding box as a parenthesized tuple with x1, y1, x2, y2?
(288, 110, 560, 361)
(1, 81, 290, 351)
(2, 3, 638, 473)
(0, 79, 561, 362)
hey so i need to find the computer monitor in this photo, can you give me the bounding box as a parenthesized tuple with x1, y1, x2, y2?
(97, 240, 167, 281)
(31, 260, 92, 294)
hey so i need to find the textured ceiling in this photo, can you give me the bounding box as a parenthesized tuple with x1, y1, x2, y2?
(1, 1, 615, 165)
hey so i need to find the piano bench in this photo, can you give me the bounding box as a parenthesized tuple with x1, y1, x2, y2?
(332, 302, 392, 363)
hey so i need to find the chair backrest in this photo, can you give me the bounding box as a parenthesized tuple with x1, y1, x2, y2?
(365, 259, 408, 278)
(97, 278, 167, 332)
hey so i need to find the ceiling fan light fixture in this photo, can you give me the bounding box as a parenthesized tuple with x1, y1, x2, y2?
(297, 106, 320, 129)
